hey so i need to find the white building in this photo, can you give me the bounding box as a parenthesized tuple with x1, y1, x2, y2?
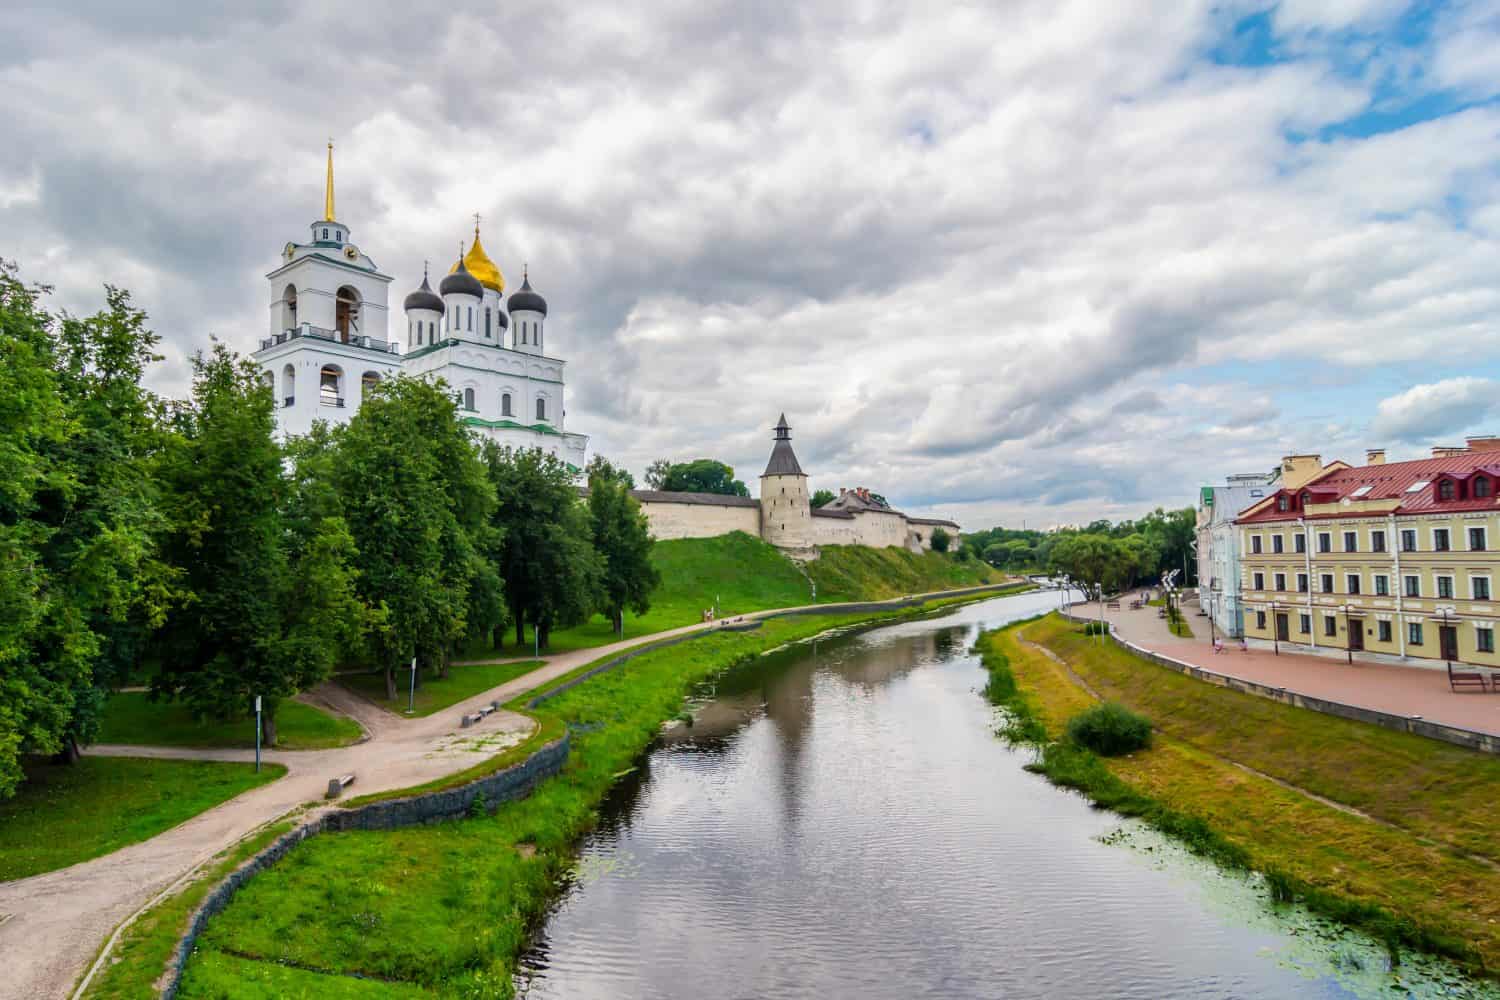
(1196, 471, 1280, 638)
(253, 145, 588, 469)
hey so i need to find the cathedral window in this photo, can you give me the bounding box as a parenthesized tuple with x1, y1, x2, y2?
(468, 307, 473, 331)
(428, 321, 435, 342)
(319, 365, 344, 406)
(502, 393, 513, 416)
(536, 398, 547, 420)
(485, 308, 491, 339)
(322, 228, 329, 240)
(463, 387, 475, 410)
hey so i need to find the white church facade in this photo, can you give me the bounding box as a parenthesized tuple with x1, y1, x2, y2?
(252, 145, 588, 469)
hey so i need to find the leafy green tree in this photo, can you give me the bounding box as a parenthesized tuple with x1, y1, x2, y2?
(644, 458, 672, 491)
(656, 458, 750, 497)
(587, 454, 635, 490)
(930, 526, 951, 552)
(1047, 533, 1135, 601)
(333, 376, 492, 698)
(810, 488, 835, 508)
(485, 444, 603, 649)
(151, 343, 363, 745)
(587, 458, 660, 635)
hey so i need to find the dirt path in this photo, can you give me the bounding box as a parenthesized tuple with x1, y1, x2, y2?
(2, 584, 1020, 1000)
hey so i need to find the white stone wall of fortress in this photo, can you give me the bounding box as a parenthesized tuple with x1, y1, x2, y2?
(810, 510, 910, 549)
(638, 501, 761, 540)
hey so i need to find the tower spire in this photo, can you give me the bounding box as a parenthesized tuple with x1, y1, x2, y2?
(324, 140, 336, 222)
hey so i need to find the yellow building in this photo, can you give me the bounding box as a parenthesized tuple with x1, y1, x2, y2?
(1236, 439, 1500, 668)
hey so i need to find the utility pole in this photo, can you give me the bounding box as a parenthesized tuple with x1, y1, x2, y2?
(408, 656, 417, 714)
(254, 695, 262, 773)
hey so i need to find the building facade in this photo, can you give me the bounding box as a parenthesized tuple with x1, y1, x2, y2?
(252, 145, 587, 468)
(1237, 440, 1500, 669)
(629, 415, 960, 554)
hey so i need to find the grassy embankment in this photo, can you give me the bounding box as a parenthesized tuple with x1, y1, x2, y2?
(337, 660, 544, 717)
(460, 532, 1003, 658)
(981, 613, 1500, 974)
(0, 758, 285, 882)
(96, 693, 363, 750)
(172, 595, 1006, 998)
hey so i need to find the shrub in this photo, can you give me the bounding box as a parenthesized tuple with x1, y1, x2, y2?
(1081, 621, 1110, 636)
(1065, 702, 1152, 756)
(930, 527, 951, 553)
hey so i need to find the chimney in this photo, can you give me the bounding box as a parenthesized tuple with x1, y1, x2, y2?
(1280, 454, 1324, 490)
(1366, 449, 1386, 466)
(1467, 436, 1500, 453)
(839, 487, 846, 497)
(1433, 446, 1467, 458)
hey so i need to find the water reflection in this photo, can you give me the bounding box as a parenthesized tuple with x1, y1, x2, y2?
(519, 593, 1496, 1000)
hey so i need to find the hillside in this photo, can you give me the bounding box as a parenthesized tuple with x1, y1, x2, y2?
(476, 532, 1007, 656)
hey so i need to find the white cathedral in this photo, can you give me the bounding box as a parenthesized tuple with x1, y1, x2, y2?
(253, 145, 588, 469)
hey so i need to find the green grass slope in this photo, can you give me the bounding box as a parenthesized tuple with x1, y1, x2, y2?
(808, 545, 1000, 601)
(96, 693, 363, 751)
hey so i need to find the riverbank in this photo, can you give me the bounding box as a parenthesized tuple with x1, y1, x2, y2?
(981, 613, 1500, 976)
(105, 590, 1020, 995)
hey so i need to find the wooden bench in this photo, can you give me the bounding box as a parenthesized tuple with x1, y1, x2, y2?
(460, 704, 498, 728)
(1448, 665, 1489, 693)
(326, 773, 356, 799)
(1106, 601, 1121, 610)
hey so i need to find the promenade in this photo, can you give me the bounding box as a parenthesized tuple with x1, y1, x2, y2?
(1069, 596, 1500, 738)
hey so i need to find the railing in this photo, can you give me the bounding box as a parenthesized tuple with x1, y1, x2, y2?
(320, 396, 345, 408)
(258, 324, 399, 355)
(283, 396, 295, 408)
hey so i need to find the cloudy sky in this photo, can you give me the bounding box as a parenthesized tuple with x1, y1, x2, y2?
(4, 0, 1500, 530)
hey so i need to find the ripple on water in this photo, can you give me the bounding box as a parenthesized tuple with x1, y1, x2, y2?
(516, 593, 1498, 1000)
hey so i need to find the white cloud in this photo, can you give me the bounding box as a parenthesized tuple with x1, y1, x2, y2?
(1370, 377, 1498, 442)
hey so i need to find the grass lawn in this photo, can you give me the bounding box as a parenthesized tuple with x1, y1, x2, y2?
(181, 604, 948, 997)
(983, 613, 1500, 974)
(96, 693, 362, 750)
(338, 660, 544, 717)
(463, 531, 1004, 660)
(0, 757, 284, 882)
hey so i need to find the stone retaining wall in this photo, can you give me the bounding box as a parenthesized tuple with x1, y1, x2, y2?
(160, 734, 569, 999)
(1055, 608, 1498, 755)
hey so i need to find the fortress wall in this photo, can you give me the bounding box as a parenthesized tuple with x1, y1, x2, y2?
(638, 499, 761, 540)
(849, 510, 910, 548)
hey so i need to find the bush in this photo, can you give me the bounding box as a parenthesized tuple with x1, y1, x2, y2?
(1081, 621, 1110, 636)
(1065, 702, 1152, 756)
(930, 527, 951, 553)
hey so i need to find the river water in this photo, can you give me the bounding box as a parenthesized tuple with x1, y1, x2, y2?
(517, 592, 1495, 1000)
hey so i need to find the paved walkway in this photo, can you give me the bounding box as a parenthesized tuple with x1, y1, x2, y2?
(0, 584, 1019, 1000)
(1070, 596, 1500, 737)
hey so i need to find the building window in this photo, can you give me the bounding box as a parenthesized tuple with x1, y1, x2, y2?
(1251, 535, 1262, 554)
(1256, 611, 1267, 630)
(1439, 479, 1456, 500)
(502, 393, 513, 417)
(1277, 495, 1289, 512)
(1476, 476, 1491, 499)
(1479, 627, 1495, 654)
(1438, 576, 1454, 599)
(1346, 574, 1360, 595)
(467, 307, 473, 331)
(1401, 529, 1417, 552)
(1297, 573, 1308, 592)
(1371, 530, 1385, 553)
(485, 308, 492, 339)
(322, 227, 329, 239)
(1374, 575, 1389, 596)
(1299, 613, 1311, 634)
(1274, 573, 1286, 592)
(1272, 535, 1284, 554)
(1378, 620, 1392, 643)
(319, 365, 343, 406)
(361, 371, 380, 396)
(1318, 532, 1332, 553)
(1321, 573, 1334, 593)
(463, 387, 475, 410)
(1473, 577, 1491, 601)
(1434, 528, 1450, 552)
(1324, 616, 1337, 638)
(1295, 534, 1306, 554)
(1469, 527, 1487, 552)
(536, 398, 546, 420)
(1408, 622, 1423, 646)
(1404, 575, 1421, 598)
(1344, 531, 1357, 552)
(1253, 572, 1265, 591)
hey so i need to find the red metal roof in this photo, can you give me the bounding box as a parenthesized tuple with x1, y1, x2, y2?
(1237, 448, 1500, 523)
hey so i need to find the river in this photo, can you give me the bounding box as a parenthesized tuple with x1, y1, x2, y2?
(516, 591, 1496, 999)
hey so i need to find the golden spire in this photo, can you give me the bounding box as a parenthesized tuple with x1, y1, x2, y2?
(324, 140, 336, 222)
(449, 213, 505, 293)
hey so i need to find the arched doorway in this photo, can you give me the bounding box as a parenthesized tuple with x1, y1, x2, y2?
(335, 286, 360, 342)
(320, 364, 344, 407)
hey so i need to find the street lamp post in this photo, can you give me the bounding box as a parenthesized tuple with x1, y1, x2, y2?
(1437, 607, 1454, 674)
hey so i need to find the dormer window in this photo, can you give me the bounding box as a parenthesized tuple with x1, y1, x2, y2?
(1476, 476, 1492, 499)
(1439, 479, 1456, 501)
(1276, 495, 1289, 512)
(1301, 492, 1311, 507)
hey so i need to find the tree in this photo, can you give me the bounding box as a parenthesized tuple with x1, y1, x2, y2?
(656, 458, 750, 497)
(485, 444, 602, 650)
(587, 454, 635, 490)
(588, 458, 660, 635)
(151, 343, 363, 745)
(931, 526, 951, 553)
(644, 458, 672, 491)
(333, 376, 491, 698)
(811, 488, 835, 508)
(1047, 533, 1135, 602)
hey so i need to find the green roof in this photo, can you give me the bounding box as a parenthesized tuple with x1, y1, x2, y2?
(461, 416, 564, 437)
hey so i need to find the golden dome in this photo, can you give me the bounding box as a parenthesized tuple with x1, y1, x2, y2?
(451, 223, 504, 294)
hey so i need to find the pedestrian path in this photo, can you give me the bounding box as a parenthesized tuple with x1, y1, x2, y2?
(1071, 597, 1500, 737)
(0, 583, 1020, 1000)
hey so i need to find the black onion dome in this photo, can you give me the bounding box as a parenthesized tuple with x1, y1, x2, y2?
(440, 257, 484, 298)
(507, 272, 547, 316)
(403, 271, 443, 312)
